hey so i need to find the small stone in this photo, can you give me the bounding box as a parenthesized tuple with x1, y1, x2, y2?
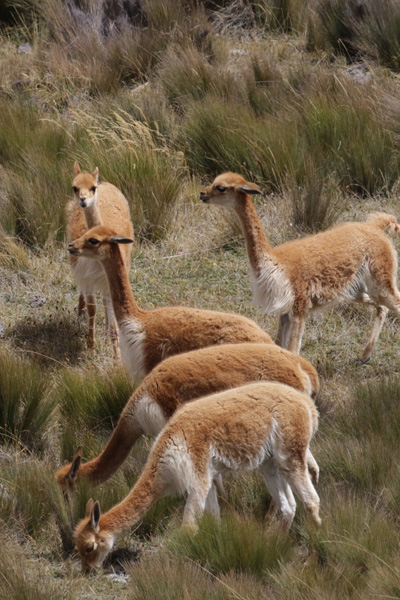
(29, 294, 46, 307)
(17, 42, 32, 54)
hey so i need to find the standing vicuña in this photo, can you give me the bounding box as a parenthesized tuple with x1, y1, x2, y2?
(67, 163, 133, 357)
(74, 382, 320, 571)
(201, 172, 400, 362)
(55, 341, 319, 496)
(68, 226, 274, 381)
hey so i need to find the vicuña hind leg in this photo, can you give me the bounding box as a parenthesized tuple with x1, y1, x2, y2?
(276, 313, 291, 348)
(78, 293, 86, 315)
(86, 294, 96, 350)
(182, 478, 211, 531)
(205, 482, 220, 519)
(360, 305, 388, 364)
(285, 465, 321, 526)
(287, 313, 306, 355)
(260, 461, 296, 530)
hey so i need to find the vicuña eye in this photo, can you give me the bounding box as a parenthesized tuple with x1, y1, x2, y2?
(88, 238, 99, 245)
(216, 186, 227, 192)
(90, 186, 97, 193)
(73, 186, 79, 194)
(85, 545, 94, 553)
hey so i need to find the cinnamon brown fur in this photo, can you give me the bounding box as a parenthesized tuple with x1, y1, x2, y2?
(201, 172, 400, 362)
(68, 226, 274, 381)
(67, 163, 133, 356)
(55, 342, 319, 495)
(74, 382, 320, 571)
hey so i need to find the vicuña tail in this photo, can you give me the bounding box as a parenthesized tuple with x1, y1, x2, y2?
(367, 212, 400, 235)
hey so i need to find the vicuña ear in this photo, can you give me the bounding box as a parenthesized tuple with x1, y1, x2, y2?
(90, 501, 101, 532)
(111, 236, 134, 245)
(68, 445, 83, 482)
(92, 167, 99, 184)
(237, 182, 262, 195)
(85, 498, 94, 517)
(74, 161, 81, 176)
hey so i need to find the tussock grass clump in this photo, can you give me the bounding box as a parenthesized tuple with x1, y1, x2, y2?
(57, 366, 132, 431)
(74, 109, 189, 241)
(354, 0, 400, 71)
(0, 458, 69, 540)
(128, 553, 235, 600)
(169, 512, 294, 578)
(301, 84, 400, 195)
(184, 72, 400, 198)
(317, 377, 400, 511)
(270, 490, 400, 599)
(157, 45, 214, 108)
(0, 100, 76, 245)
(0, 533, 69, 600)
(0, 350, 55, 450)
(307, 0, 361, 56)
(0, 225, 30, 270)
(287, 166, 345, 232)
(309, 0, 400, 72)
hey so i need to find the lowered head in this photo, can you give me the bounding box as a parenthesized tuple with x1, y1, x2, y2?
(200, 172, 262, 208)
(74, 499, 115, 572)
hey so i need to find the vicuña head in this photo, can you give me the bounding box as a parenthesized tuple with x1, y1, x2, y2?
(200, 172, 261, 208)
(72, 161, 99, 210)
(74, 499, 114, 572)
(68, 225, 133, 260)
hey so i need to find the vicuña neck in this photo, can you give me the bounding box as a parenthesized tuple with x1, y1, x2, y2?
(83, 200, 103, 229)
(235, 194, 273, 275)
(100, 466, 158, 534)
(101, 245, 144, 322)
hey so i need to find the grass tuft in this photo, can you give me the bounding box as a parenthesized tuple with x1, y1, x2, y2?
(0, 349, 55, 450)
(57, 366, 132, 431)
(169, 512, 294, 578)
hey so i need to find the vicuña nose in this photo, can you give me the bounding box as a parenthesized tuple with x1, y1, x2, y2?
(200, 191, 208, 202)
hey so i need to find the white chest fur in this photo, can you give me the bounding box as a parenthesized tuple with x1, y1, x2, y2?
(118, 318, 146, 381)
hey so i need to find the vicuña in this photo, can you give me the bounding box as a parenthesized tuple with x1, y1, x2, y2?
(55, 341, 319, 496)
(74, 381, 320, 571)
(201, 172, 400, 362)
(68, 226, 273, 380)
(67, 163, 133, 357)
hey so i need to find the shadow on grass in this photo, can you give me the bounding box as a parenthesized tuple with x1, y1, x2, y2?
(7, 313, 86, 366)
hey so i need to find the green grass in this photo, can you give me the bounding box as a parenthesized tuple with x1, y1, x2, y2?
(169, 512, 294, 578)
(2, 2, 400, 599)
(0, 350, 56, 450)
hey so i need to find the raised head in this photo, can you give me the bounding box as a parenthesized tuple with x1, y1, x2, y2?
(74, 499, 114, 572)
(72, 162, 99, 209)
(55, 445, 82, 497)
(200, 172, 262, 208)
(68, 225, 133, 260)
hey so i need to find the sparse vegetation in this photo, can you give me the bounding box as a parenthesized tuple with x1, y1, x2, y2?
(1, 0, 400, 598)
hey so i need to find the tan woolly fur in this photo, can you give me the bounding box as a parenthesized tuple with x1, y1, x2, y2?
(67, 226, 274, 380)
(74, 381, 320, 571)
(55, 341, 319, 496)
(201, 172, 400, 362)
(67, 162, 134, 357)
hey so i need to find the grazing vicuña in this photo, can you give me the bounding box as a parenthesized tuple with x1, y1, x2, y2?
(55, 341, 319, 496)
(74, 382, 320, 571)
